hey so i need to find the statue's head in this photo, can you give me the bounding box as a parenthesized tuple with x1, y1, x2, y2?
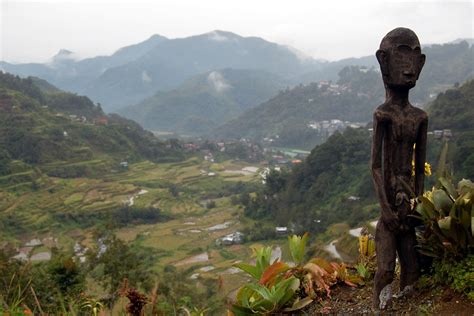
(376, 27, 426, 89)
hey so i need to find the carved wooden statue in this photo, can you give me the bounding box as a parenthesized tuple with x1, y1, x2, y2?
(371, 27, 428, 309)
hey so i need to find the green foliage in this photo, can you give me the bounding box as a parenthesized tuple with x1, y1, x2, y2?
(46, 254, 85, 298)
(0, 71, 184, 172)
(0, 149, 12, 176)
(432, 255, 474, 300)
(428, 80, 474, 179)
(354, 262, 371, 280)
(0, 248, 87, 314)
(288, 233, 309, 265)
(87, 235, 155, 299)
(111, 206, 171, 227)
(244, 128, 376, 234)
(241, 222, 277, 242)
(232, 235, 362, 314)
(120, 69, 286, 135)
(215, 68, 382, 149)
(234, 246, 273, 280)
(231, 277, 301, 315)
(81, 297, 104, 316)
(415, 177, 474, 259)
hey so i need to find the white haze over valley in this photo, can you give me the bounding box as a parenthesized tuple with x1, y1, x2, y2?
(1, 0, 472, 63)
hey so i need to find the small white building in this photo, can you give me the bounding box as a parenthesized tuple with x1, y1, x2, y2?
(275, 227, 288, 235)
(217, 232, 244, 246)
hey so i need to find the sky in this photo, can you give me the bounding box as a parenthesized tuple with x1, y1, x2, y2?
(1, 0, 473, 63)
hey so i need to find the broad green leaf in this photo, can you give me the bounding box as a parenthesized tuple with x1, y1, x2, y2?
(245, 284, 273, 302)
(229, 305, 254, 316)
(239, 285, 273, 313)
(432, 189, 453, 216)
(282, 297, 314, 312)
(438, 216, 452, 231)
(234, 263, 260, 279)
(458, 178, 474, 195)
(288, 233, 309, 264)
(459, 201, 471, 231)
(439, 177, 458, 200)
(417, 196, 437, 218)
(255, 246, 272, 273)
(278, 277, 300, 307)
(236, 286, 253, 308)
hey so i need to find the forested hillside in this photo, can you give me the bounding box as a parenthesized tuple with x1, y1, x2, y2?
(212, 41, 473, 148)
(0, 72, 183, 179)
(213, 66, 383, 148)
(119, 69, 287, 134)
(242, 128, 377, 233)
(242, 80, 473, 234)
(428, 80, 474, 178)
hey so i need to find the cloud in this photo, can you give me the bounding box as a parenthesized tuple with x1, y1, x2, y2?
(141, 70, 152, 83)
(207, 71, 231, 93)
(207, 31, 230, 42)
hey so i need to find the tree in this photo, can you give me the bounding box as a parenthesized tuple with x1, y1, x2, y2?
(0, 149, 11, 175)
(88, 235, 154, 301)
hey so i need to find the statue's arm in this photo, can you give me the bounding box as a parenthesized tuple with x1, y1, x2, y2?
(371, 113, 398, 230)
(415, 116, 428, 196)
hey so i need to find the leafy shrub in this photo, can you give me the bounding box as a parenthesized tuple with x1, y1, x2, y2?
(432, 255, 474, 300)
(414, 177, 473, 259)
(231, 234, 362, 315)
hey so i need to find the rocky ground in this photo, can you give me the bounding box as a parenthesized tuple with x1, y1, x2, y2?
(299, 279, 473, 315)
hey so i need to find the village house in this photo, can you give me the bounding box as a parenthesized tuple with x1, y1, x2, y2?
(275, 227, 288, 236)
(216, 232, 244, 246)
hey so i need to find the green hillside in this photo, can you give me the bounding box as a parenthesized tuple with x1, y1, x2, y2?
(243, 80, 474, 234)
(427, 80, 474, 178)
(213, 41, 473, 149)
(119, 68, 287, 135)
(241, 128, 378, 233)
(0, 72, 184, 178)
(213, 66, 383, 148)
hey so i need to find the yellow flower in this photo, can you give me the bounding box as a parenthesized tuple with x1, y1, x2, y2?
(423, 190, 433, 202)
(424, 162, 432, 176)
(412, 144, 431, 176)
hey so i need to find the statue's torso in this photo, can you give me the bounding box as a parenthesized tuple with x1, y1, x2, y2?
(375, 103, 427, 205)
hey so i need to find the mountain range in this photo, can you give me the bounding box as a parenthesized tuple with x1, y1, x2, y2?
(1, 32, 472, 142)
(118, 68, 288, 134)
(0, 72, 183, 180)
(211, 41, 474, 148)
(1, 31, 318, 111)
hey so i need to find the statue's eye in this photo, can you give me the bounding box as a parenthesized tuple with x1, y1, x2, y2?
(397, 45, 412, 52)
(414, 47, 421, 53)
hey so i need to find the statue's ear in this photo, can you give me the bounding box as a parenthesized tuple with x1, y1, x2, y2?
(376, 49, 389, 75)
(417, 53, 426, 78)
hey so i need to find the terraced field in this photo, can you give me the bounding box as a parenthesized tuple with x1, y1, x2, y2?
(0, 157, 290, 298)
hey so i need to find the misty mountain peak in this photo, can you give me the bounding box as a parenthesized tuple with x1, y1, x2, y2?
(206, 30, 241, 42)
(52, 49, 77, 63)
(145, 34, 169, 43)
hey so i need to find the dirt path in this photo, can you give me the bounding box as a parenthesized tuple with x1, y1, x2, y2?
(303, 279, 473, 315)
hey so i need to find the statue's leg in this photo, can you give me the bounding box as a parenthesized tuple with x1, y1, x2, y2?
(373, 220, 396, 309)
(397, 228, 419, 290)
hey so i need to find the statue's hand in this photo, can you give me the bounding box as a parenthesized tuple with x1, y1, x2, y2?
(382, 210, 399, 232)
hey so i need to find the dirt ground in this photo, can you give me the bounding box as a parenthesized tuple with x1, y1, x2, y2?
(299, 279, 473, 315)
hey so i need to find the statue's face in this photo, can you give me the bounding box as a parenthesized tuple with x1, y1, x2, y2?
(377, 39, 426, 89)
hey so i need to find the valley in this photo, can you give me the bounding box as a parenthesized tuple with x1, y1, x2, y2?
(0, 21, 473, 314)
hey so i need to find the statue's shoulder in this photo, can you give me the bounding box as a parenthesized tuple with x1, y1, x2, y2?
(410, 106, 428, 121)
(373, 103, 392, 120)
